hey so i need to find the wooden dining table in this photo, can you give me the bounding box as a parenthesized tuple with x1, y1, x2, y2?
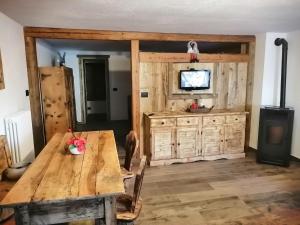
(0, 130, 124, 225)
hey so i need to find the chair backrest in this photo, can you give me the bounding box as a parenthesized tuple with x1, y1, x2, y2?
(131, 156, 146, 212)
(124, 130, 139, 171)
(0, 135, 12, 174)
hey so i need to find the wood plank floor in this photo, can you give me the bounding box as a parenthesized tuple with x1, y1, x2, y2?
(136, 151, 300, 225)
(1, 151, 300, 225)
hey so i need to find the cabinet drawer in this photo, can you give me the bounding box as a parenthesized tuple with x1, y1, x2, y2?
(226, 115, 246, 124)
(203, 116, 225, 127)
(177, 117, 198, 126)
(150, 118, 176, 127)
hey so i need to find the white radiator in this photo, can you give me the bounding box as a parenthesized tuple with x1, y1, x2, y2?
(4, 110, 35, 164)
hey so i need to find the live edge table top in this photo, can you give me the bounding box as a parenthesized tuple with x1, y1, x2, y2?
(1, 130, 125, 207)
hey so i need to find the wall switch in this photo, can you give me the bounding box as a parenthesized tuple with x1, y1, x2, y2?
(141, 92, 148, 98)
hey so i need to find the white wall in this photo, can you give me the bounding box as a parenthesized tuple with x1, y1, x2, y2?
(0, 12, 34, 161)
(249, 31, 300, 159)
(0, 12, 30, 134)
(249, 32, 287, 149)
(261, 33, 287, 106)
(36, 39, 56, 67)
(286, 30, 300, 158)
(60, 50, 131, 122)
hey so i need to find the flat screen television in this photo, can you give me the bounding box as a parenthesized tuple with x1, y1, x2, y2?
(179, 69, 211, 90)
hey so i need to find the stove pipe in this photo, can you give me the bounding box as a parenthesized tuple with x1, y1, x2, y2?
(274, 38, 288, 108)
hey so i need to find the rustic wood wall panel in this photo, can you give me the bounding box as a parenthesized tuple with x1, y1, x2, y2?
(214, 63, 230, 109)
(0, 50, 5, 90)
(227, 63, 248, 110)
(214, 63, 248, 110)
(140, 62, 248, 121)
(140, 63, 168, 153)
(139, 62, 249, 153)
(140, 52, 249, 63)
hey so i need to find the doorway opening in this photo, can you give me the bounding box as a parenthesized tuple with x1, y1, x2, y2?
(35, 39, 132, 161)
(78, 55, 110, 124)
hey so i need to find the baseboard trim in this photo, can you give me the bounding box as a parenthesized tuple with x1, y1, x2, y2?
(245, 147, 256, 152)
(291, 155, 300, 162)
(247, 146, 300, 162)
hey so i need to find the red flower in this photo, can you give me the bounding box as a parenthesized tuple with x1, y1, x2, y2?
(67, 136, 86, 153)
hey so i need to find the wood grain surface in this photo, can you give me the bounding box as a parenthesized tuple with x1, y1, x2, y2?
(24, 27, 255, 43)
(0, 50, 5, 90)
(39, 66, 76, 142)
(136, 151, 300, 225)
(0, 131, 124, 207)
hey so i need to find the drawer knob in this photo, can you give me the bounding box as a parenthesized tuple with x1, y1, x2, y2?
(161, 122, 165, 125)
(178, 143, 181, 146)
(221, 140, 224, 142)
(187, 121, 190, 123)
(213, 120, 216, 122)
(235, 118, 238, 121)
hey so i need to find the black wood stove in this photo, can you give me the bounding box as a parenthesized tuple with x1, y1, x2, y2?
(257, 38, 294, 167)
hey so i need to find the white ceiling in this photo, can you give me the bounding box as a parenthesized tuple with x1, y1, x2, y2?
(1, 0, 300, 35)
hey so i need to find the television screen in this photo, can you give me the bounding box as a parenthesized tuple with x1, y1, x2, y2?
(179, 70, 211, 90)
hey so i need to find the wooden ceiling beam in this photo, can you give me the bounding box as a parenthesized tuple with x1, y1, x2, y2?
(24, 27, 255, 43)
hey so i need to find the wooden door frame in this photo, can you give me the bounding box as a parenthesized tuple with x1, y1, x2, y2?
(78, 55, 110, 124)
(24, 27, 255, 155)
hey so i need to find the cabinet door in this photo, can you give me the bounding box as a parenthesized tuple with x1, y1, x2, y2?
(151, 128, 175, 160)
(40, 67, 69, 142)
(202, 126, 224, 156)
(176, 127, 198, 158)
(224, 123, 245, 153)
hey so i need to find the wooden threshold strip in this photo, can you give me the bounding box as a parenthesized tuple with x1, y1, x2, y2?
(139, 52, 249, 63)
(24, 27, 255, 43)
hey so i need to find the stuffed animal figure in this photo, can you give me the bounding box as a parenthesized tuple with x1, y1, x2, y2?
(57, 52, 66, 67)
(187, 41, 199, 62)
(187, 41, 199, 54)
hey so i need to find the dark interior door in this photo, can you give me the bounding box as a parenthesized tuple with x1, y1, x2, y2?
(85, 62, 106, 101)
(84, 59, 109, 121)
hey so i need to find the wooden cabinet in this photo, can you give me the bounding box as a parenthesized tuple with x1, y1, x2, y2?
(224, 123, 245, 153)
(151, 128, 175, 160)
(202, 126, 224, 156)
(176, 127, 198, 158)
(39, 66, 76, 142)
(144, 111, 247, 166)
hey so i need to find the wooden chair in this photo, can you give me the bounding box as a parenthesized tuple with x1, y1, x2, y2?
(121, 131, 139, 179)
(116, 156, 146, 225)
(0, 136, 14, 223)
(0, 135, 12, 180)
(0, 135, 30, 181)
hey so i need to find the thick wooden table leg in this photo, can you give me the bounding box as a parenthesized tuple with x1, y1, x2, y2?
(14, 206, 30, 225)
(104, 196, 117, 225)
